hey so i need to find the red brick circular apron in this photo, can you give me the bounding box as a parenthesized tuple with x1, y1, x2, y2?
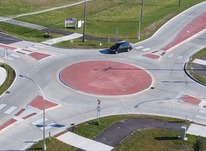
(60, 61, 152, 95)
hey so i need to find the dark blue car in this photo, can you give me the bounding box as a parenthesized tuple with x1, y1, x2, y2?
(109, 41, 132, 54)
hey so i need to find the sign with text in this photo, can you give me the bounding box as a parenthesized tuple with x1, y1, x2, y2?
(65, 18, 77, 29)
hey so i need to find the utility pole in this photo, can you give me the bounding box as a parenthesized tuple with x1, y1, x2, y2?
(83, 0, 87, 42)
(19, 75, 46, 151)
(178, 0, 181, 6)
(138, 0, 144, 40)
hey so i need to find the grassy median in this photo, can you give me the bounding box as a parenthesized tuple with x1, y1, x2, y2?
(0, 63, 15, 95)
(187, 47, 206, 84)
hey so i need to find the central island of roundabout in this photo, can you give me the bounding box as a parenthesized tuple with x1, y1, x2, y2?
(60, 60, 153, 95)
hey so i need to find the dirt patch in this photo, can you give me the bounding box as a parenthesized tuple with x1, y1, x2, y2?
(142, 13, 176, 37)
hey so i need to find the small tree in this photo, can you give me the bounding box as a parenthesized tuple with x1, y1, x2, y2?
(193, 136, 203, 151)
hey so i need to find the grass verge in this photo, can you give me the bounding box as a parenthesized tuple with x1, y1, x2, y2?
(0, 0, 205, 46)
(28, 115, 206, 151)
(28, 137, 76, 151)
(186, 47, 206, 84)
(69, 115, 189, 139)
(113, 129, 206, 151)
(0, 63, 15, 95)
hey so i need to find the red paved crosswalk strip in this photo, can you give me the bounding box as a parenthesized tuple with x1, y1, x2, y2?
(181, 95, 201, 105)
(0, 44, 16, 50)
(0, 119, 17, 131)
(30, 96, 58, 110)
(29, 52, 50, 60)
(143, 53, 160, 59)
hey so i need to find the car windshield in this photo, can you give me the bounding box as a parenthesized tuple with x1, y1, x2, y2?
(110, 43, 121, 49)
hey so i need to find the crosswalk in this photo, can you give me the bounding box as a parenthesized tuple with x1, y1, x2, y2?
(193, 109, 206, 125)
(0, 104, 17, 115)
(134, 45, 185, 60)
(0, 43, 51, 61)
(0, 104, 60, 132)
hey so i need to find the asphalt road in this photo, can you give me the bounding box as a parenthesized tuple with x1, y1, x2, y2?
(0, 32, 21, 44)
(94, 118, 183, 147)
(0, 1, 205, 150)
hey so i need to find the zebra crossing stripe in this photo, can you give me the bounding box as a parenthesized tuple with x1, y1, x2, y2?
(195, 115, 206, 120)
(4, 106, 17, 114)
(0, 104, 6, 110)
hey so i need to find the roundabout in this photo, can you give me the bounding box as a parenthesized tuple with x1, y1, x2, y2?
(60, 60, 153, 95)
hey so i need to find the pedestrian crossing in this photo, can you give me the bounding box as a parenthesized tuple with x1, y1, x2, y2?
(0, 103, 61, 132)
(0, 43, 51, 61)
(134, 45, 186, 60)
(0, 104, 17, 115)
(4, 106, 17, 114)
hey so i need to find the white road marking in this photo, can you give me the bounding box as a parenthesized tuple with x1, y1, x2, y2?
(195, 114, 206, 120)
(34, 45, 45, 49)
(27, 47, 38, 51)
(4, 106, 17, 114)
(176, 56, 183, 60)
(10, 54, 20, 58)
(135, 46, 144, 49)
(0, 104, 7, 110)
(142, 48, 151, 51)
(199, 109, 206, 113)
(167, 54, 174, 58)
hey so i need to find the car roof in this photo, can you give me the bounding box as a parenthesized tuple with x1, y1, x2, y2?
(116, 41, 129, 44)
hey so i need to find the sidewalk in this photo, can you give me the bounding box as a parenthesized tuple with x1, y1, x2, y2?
(56, 132, 113, 151)
(55, 118, 184, 151)
(187, 124, 206, 137)
(54, 119, 206, 151)
(42, 33, 83, 45)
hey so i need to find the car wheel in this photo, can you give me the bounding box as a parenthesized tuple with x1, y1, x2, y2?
(127, 48, 130, 52)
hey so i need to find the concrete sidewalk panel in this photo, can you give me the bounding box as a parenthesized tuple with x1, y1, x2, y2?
(42, 33, 82, 45)
(186, 124, 206, 137)
(56, 132, 113, 151)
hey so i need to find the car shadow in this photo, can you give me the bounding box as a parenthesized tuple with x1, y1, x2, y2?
(99, 49, 110, 54)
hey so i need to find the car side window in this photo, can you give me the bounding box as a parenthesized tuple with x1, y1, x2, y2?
(119, 45, 123, 49)
(122, 43, 127, 48)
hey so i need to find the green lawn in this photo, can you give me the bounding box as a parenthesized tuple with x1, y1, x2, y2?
(28, 115, 206, 151)
(187, 47, 206, 84)
(17, 0, 204, 40)
(0, 63, 15, 95)
(0, 0, 80, 16)
(113, 128, 206, 151)
(28, 137, 76, 151)
(0, 0, 205, 44)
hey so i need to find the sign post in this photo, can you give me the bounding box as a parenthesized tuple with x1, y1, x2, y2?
(97, 99, 101, 120)
(4, 48, 8, 60)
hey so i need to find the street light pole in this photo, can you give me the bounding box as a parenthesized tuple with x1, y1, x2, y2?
(138, 0, 144, 39)
(82, 0, 87, 42)
(19, 75, 46, 151)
